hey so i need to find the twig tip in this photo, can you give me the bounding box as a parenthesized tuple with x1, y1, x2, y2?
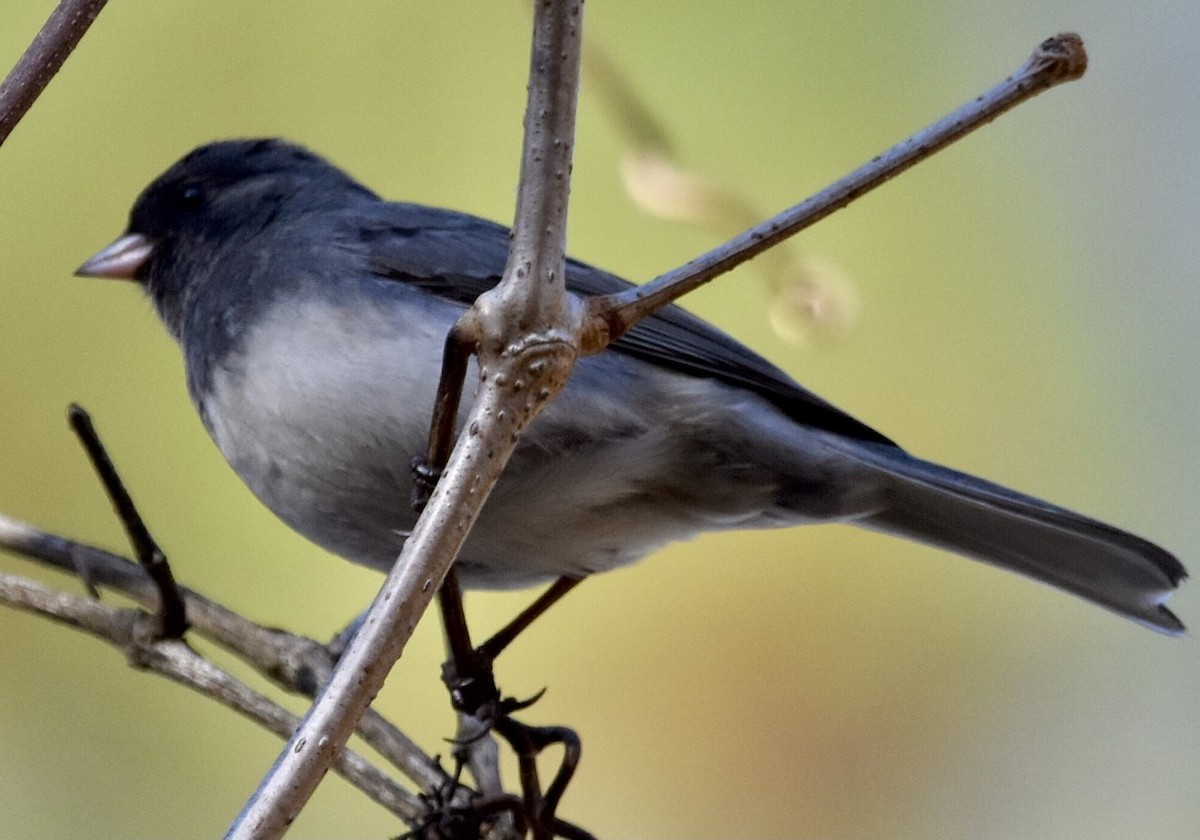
(1035, 32, 1088, 82)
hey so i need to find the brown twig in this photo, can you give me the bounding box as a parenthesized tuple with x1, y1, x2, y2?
(0, 568, 422, 821)
(0, 511, 447, 799)
(0, 0, 108, 146)
(584, 34, 1089, 347)
(68, 404, 189, 638)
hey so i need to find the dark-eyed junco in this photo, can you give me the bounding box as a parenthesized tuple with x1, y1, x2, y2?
(77, 139, 1186, 632)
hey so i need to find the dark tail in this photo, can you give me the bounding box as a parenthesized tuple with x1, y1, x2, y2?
(842, 441, 1187, 634)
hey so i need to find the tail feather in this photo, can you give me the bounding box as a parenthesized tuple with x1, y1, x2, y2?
(842, 442, 1187, 634)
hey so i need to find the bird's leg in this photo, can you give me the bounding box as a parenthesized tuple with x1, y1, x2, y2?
(438, 574, 583, 721)
(412, 326, 475, 512)
(476, 576, 582, 662)
(416, 322, 588, 834)
(436, 573, 587, 839)
(437, 568, 499, 720)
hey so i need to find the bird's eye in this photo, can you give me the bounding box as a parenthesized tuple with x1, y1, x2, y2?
(178, 184, 205, 209)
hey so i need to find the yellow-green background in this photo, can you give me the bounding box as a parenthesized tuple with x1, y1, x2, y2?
(2, 2, 1197, 837)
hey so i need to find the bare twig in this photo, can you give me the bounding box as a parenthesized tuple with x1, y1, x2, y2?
(0, 0, 108, 146)
(587, 38, 853, 344)
(584, 34, 1088, 346)
(225, 3, 587, 837)
(68, 404, 189, 638)
(0, 511, 446, 797)
(0, 569, 421, 821)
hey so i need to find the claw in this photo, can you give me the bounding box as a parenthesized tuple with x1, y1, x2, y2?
(435, 571, 591, 837)
(446, 722, 496, 749)
(410, 455, 442, 511)
(499, 686, 547, 716)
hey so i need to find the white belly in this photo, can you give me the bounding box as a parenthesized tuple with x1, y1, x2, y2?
(198, 289, 885, 589)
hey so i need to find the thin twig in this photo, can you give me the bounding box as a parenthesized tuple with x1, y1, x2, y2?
(68, 404, 189, 638)
(584, 33, 1088, 346)
(0, 511, 447, 796)
(0, 0, 108, 146)
(0, 569, 422, 821)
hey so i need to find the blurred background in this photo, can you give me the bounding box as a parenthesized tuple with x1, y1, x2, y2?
(1, 1, 1197, 837)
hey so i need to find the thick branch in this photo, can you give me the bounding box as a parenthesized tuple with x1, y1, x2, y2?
(0, 0, 108, 146)
(224, 3, 586, 837)
(474, 0, 584, 346)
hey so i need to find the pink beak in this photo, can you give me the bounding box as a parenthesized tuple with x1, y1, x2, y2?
(75, 233, 157, 280)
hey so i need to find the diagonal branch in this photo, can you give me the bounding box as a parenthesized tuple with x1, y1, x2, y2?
(0, 568, 422, 821)
(0, 0, 108, 146)
(224, 3, 587, 837)
(68, 403, 189, 638)
(583, 33, 1088, 348)
(0, 511, 447, 798)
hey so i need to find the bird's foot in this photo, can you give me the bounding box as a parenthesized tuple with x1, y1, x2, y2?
(440, 650, 584, 839)
(410, 454, 442, 512)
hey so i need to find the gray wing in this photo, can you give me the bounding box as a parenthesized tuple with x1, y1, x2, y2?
(357, 201, 897, 447)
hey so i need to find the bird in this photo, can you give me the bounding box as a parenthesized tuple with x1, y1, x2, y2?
(77, 138, 1186, 634)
